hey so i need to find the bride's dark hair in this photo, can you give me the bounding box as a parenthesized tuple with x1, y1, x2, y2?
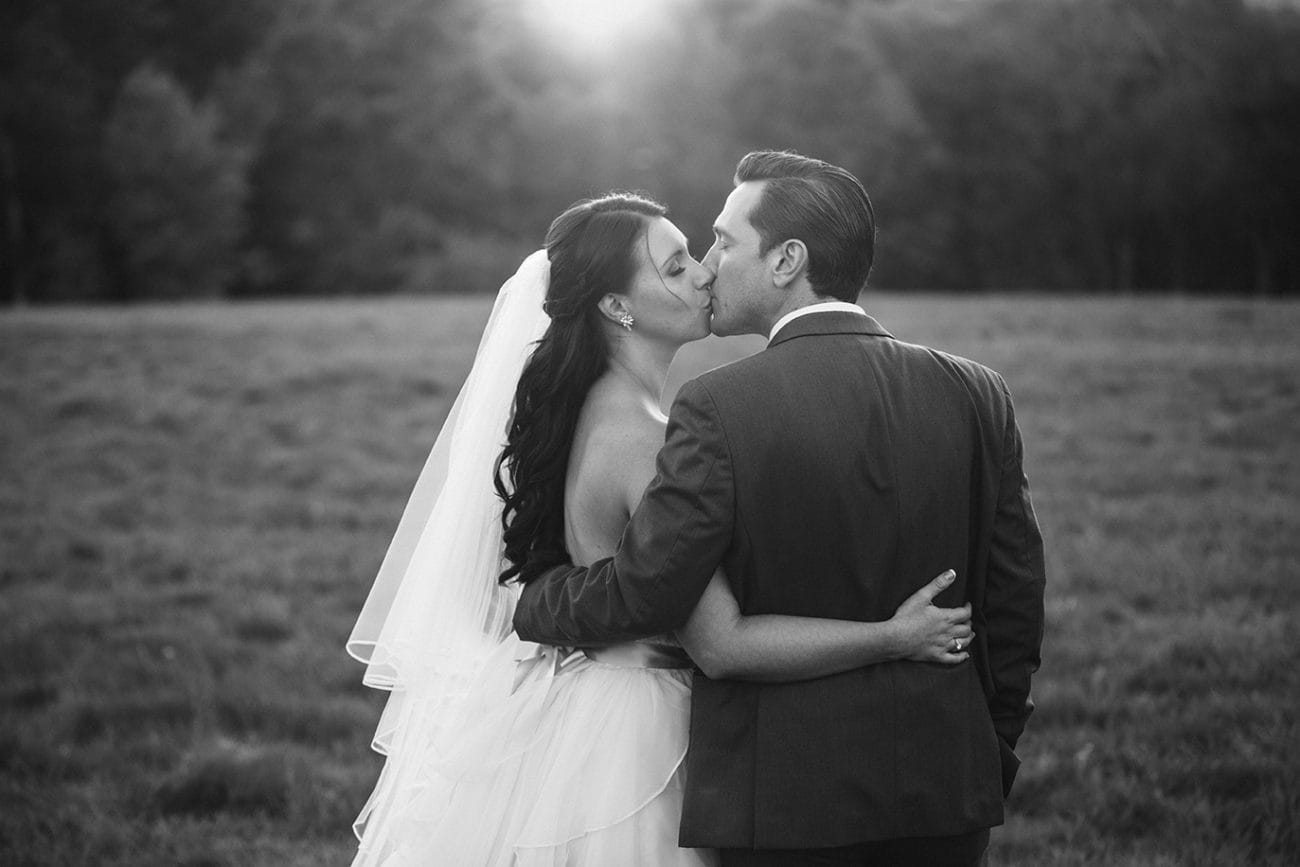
(495, 192, 667, 585)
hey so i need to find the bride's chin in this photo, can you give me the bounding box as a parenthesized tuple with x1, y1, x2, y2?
(666, 329, 708, 353)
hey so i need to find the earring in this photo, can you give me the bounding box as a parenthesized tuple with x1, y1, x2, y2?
(617, 312, 635, 331)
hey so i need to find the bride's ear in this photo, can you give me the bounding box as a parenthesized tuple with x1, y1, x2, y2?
(597, 294, 632, 327)
(771, 240, 809, 289)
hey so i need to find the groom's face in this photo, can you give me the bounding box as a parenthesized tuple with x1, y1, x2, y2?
(702, 181, 773, 337)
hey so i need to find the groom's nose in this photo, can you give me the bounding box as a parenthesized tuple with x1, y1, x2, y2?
(701, 242, 719, 272)
(694, 263, 715, 290)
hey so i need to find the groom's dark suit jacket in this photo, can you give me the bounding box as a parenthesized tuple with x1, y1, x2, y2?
(513, 311, 1046, 849)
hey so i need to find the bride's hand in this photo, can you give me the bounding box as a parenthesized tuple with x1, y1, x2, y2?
(889, 570, 973, 664)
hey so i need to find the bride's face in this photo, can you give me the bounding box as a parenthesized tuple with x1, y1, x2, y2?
(619, 217, 714, 345)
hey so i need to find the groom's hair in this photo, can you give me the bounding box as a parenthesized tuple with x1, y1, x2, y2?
(734, 150, 876, 302)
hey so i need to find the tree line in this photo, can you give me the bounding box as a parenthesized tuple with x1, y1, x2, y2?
(2, 0, 1297, 303)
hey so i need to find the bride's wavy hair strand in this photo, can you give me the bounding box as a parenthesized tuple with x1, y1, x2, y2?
(495, 192, 667, 585)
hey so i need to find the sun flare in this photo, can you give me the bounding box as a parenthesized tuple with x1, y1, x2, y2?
(531, 0, 662, 52)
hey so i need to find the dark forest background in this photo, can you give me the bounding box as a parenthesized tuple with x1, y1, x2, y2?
(3, 0, 1298, 304)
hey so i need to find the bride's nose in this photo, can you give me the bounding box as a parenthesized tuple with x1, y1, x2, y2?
(691, 260, 715, 290)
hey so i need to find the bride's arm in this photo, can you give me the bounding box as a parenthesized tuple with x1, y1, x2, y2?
(677, 569, 973, 682)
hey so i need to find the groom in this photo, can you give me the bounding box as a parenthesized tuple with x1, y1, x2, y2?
(513, 150, 1046, 866)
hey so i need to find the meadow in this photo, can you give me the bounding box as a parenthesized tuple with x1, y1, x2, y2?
(1, 294, 1296, 866)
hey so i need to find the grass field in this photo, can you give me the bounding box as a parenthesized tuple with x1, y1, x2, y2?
(2, 294, 1297, 866)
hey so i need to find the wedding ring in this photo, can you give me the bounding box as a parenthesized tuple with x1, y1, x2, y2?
(953, 638, 963, 652)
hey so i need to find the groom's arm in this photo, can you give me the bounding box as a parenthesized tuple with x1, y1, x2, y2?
(512, 379, 734, 646)
(983, 379, 1047, 793)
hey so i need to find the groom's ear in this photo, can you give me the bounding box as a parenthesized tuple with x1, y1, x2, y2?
(770, 240, 809, 289)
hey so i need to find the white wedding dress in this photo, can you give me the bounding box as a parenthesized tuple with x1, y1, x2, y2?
(346, 251, 716, 867)
(362, 635, 712, 867)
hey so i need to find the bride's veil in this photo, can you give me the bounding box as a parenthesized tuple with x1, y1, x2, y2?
(346, 249, 551, 848)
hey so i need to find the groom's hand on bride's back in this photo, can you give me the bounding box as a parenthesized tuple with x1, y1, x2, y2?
(888, 570, 975, 664)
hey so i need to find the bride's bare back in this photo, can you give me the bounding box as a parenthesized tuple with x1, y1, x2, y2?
(563, 373, 666, 565)
(561, 373, 692, 664)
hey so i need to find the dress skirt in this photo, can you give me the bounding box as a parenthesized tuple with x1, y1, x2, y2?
(352, 634, 716, 867)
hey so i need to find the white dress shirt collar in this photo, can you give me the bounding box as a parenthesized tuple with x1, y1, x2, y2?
(768, 301, 868, 342)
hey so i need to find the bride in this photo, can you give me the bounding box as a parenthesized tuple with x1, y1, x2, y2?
(346, 193, 974, 866)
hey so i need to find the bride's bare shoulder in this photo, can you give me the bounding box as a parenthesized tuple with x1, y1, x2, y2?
(571, 380, 667, 504)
